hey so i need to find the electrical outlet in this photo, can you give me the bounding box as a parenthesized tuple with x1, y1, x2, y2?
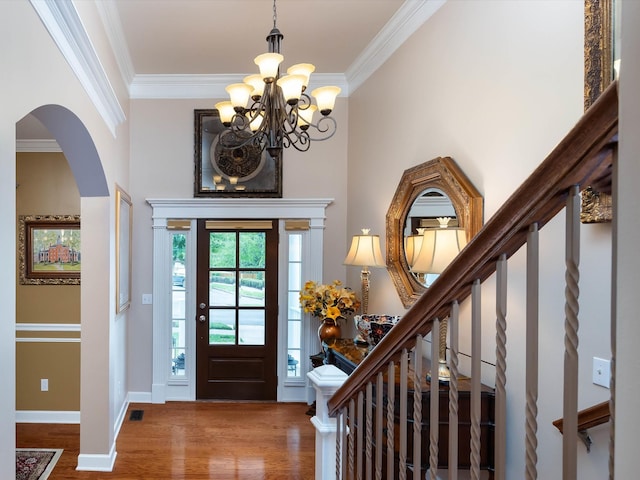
(40, 379, 48, 392)
(593, 357, 611, 388)
(142, 294, 153, 305)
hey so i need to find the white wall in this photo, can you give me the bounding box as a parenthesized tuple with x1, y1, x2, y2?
(615, 0, 640, 476)
(127, 97, 349, 394)
(347, 1, 612, 478)
(0, 1, 131, 475)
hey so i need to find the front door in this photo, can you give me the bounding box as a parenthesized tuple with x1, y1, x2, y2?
(196, 220, 278, 400)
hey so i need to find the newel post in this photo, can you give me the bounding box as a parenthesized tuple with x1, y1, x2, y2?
(307, 364, 348, 480)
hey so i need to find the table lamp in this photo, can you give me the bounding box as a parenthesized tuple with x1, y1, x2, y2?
(343, 228, 386, 314)
(411, 217, 467, 382)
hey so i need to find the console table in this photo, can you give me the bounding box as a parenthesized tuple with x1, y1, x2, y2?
(324, 338, 495, 478)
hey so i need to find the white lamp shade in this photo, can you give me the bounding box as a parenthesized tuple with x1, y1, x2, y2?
(225, 83, 253, 110)
(276, 74, 305, 104)
(215, 101, 235, 124)
(247, 111, 264, 131)
(311, 86, 341, 115)
(243, 74, 265, 98)
(344, 233, 386, 267)
(404, 234, 424, 267)
(287, 63, 315, 89)
(297, 105, 317, 128)
(254, 52, 284, 80)
(411, 228, 467, 274)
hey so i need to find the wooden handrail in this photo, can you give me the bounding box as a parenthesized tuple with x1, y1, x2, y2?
(328, 81, 618, 417)
(553, 401, 610, 434)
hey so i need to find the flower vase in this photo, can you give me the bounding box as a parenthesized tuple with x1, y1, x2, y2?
(318, 318, 342, 344)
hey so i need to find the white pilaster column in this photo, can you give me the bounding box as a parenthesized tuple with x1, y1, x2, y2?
(307, 364, 348, 480)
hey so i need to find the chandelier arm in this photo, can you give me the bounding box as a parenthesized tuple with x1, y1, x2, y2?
(298, 116, 338, 142)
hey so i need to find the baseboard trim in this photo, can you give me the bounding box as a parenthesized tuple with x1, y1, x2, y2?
(127, 391, 152, 403)
(16, 410, 80, 424)
(76, 443, 117, 472)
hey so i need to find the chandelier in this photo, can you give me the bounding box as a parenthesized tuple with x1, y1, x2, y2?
(215, 0, 341, 157)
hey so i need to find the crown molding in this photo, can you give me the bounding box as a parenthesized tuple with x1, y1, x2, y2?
(29, 0, 126, 136)
(346, 0, 446, 94)
(68, 0, 443, 100)
(95, 0, 135, 86)
(16, 139, 62, 152)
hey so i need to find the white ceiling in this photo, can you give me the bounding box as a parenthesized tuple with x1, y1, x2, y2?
(17, 0, 443, 140)
(114, 0, 406, 76)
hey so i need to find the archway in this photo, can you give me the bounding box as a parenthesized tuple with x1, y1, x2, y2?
(15, 104, 110, 469)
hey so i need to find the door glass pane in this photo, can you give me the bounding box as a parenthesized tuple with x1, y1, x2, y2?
(287, 350, 301, 377)
(239, 232, 265, 268)
(209, 309, 236, 344)
(171, 232, 187, 377)
(289, 234, 301, 261)
(209, 232, 236, 268)
(288, 262, 301, 290)
(239, 310, 265, 345)
(210, 271, 236, 306)
(286, 232, 304, 378)
(288, 292, 301, 319)
(288, 321, 301, 349)
(239, 271, 265, 307)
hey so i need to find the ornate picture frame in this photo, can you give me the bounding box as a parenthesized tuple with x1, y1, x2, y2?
(193, 109, 282, 198)
(116, 185, 132, 313)
(582, 0, 615, 223)
(18, 214, 81, 285)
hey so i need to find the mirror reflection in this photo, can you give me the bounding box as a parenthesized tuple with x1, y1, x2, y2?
(404, 189, 457, 287)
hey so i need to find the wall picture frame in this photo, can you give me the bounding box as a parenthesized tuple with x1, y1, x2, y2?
(116, 185, 132, 313)
(193, 109, 282, 198)
(18, 214, 81, 285)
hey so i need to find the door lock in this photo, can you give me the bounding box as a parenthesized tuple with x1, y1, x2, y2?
(199, 303, 207, 310)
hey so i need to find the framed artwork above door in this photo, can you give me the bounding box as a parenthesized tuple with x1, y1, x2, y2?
(194, 110, 282, 198)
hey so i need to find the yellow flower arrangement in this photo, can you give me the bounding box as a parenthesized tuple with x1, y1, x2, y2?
(299, 280, 361, 321)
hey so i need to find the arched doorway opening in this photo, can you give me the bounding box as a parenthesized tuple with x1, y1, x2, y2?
(15, 104, 111, 470)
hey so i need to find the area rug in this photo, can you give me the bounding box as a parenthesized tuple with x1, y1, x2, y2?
(16, 449, 63, 480)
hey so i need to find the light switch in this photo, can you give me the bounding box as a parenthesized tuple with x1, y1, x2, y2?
(593, 357, 611, 388)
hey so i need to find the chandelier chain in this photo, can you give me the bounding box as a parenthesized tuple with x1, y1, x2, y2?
(272, 0, 277, 29)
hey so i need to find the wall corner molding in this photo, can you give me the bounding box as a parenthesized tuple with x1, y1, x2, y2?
(29, 0, 126, 136)
(346, 0, 446, 94)
(16, 139, 62, 152)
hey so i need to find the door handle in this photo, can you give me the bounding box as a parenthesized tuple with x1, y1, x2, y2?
(198, 315, 206, 323)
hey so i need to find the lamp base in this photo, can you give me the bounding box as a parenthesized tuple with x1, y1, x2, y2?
(426, 360, 451, 384)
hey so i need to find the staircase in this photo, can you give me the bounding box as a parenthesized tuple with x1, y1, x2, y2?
(323, 80, 618, 479)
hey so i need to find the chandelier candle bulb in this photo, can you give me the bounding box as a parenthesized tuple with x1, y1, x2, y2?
(254, 52, 284, 82)
(277, 74, 306, 105)
(247, 112, 264, 131)
(297, 105, 317, 130)
(287, 63, 315, 90)
(215, 101, 235, 125)
(225, 83, 253, 111)
(311, 86, 341, 115)
(243, 74, 265, 99)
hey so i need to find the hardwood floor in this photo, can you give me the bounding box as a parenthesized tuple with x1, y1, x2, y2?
(16, 402, 316, 479)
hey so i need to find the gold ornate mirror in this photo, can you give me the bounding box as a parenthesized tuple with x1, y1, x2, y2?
(386, 157, 483, 308)
(582, 0, 617, 223)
